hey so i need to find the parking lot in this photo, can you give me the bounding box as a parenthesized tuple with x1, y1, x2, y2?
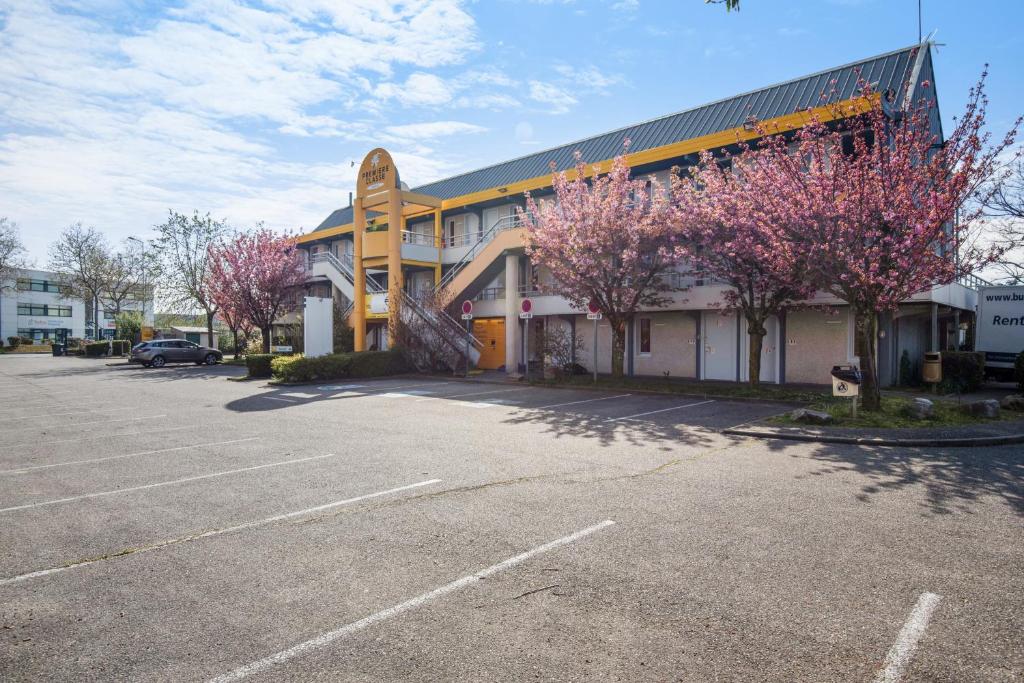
(1, 355, 1022, 681)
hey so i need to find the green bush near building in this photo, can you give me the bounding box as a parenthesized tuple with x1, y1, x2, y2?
(938, 351, 985, 394)
(271, 350, 413, 383)
(1015, 350, 1024, 392)
(246, 354, 275, 378)
(85, 341, 109, 357)
(110, 339, 131, 356)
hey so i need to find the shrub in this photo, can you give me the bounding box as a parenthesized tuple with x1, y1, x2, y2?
(7, 336, 20, 348)
(110, 339, 131, 356)
(1015, 350, 1024, 392)
(898, 349, 921, 387)
(270, 350, 413, 383)
(938, 351, 985, 394)
(85, 341, 109, 357)
(246, 354, 275, 378)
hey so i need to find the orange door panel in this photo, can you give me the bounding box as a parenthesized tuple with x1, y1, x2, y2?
(472, 318, 506, 370)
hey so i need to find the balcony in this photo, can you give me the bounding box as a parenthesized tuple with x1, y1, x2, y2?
(362, 230, 439, 263)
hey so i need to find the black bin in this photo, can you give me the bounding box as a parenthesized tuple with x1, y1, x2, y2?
(830, 365, 862, 385)
(51, 343, 66, 357)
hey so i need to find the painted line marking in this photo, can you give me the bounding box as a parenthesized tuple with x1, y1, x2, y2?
(0, 414, 168, 431)
(0, 479, 441, 586)
(0, 407, 126, 422)
(0, 425, 195, 450)
(380, 389, 435, 397)
(317, 384, 367, 391)
(415, 387, 528, 402)
(873, 592, 942, 683)
(208, 520, 616, 682)
(262, 396, 296, 403)
(606, 400, 715, 422)
(531, 393, 632, 410)
(282, 392, 320, 399)
(0, 437, 259, 474)
(0, 453, 340, 513)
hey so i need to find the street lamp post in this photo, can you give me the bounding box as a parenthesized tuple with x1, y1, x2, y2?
(126, 236, 147, 343)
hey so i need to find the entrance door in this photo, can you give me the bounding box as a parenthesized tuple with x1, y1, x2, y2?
(472, 318, 506, 370)
(702, 310, 738, 381)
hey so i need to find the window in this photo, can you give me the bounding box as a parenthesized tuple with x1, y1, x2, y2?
(16, 278, 64, 293)
(16, 303, 72, 317)
(103, 310, 116, 320)
(638, 318, 652, 355)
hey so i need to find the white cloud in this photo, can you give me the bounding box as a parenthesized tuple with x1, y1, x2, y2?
(527, 81, 578, 114)
(384, 121, 487, 139)
(375, 72, 453, 106)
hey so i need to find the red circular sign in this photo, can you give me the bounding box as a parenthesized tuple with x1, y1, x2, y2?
(521, 298, 533, 314)
(587, 299, 600, 314)
(461, 300, 473, 315)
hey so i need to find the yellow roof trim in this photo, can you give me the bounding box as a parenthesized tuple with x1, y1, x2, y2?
(300, 95, 875, 242)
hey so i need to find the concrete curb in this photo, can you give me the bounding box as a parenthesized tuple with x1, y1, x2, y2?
(721, 427, 1024, 448)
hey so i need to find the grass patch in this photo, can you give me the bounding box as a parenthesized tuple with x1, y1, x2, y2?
(532, 374, 829, 403)
(768, 395, 1010, 429)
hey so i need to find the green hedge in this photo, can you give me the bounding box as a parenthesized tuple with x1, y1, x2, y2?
(246, 354, 275, 378)
(111, 339, 130, 356)
(1015, 350, 1024, 392)
(85, 341, 109, 357)
(271, 350, 413, 383)
(939, 351, 985, 393)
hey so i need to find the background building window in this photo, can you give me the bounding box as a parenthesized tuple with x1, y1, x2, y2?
(16, 304, 72, 317)
(639, 318, 652, 354)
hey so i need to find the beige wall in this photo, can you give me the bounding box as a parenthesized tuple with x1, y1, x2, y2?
(633, 311, 698, 378)
(784, 309, 850, 384)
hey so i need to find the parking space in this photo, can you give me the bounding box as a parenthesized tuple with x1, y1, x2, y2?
(1, 355, 1022, 681)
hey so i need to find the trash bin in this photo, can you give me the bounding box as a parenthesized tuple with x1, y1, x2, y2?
(830, 365, 862, 385)
(51, 343, 66, 357)
(922, 352, 942, 383)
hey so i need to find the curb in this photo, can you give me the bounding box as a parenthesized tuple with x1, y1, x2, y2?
(722, 427, 1024, 447)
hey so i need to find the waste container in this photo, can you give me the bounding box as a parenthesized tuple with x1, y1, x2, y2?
(51, 343, 66, 357)
(830, 364, 862, 397)
(922, 352, 942, 383)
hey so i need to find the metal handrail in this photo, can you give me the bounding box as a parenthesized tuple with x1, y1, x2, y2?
(401, 230, 436, 247)
(958, 272, 992, 290)
(438, 213, 530, 292)
(399, 290, 483, 348)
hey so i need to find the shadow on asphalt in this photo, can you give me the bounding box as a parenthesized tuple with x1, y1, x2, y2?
(773, 439, 1024, 516)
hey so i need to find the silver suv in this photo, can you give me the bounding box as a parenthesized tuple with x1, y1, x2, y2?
(130, 340, 222, 368)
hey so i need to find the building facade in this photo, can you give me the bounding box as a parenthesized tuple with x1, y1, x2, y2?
(1, 268, 155, 345)
(295, 42, 979, 386)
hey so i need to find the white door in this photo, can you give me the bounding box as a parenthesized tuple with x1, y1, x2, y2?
(740, 315, 779, 384)
(702, 310, 738, 381)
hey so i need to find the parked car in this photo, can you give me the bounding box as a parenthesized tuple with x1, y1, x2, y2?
(129, 340, 222, 367)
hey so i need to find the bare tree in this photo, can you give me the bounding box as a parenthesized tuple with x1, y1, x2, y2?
(0, 217, 28, 344)
(101, 243, 150, 316)
(153, 211, 228, 347)
(984, 152, 1024, 283)
(48, 224, 110, 339)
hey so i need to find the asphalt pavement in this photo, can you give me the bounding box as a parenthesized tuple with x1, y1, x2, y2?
(1, 355, 1021, 681)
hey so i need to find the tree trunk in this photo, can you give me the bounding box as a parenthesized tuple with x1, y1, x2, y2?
(232, 329, 240, 359)
(746, 317, 767, 388)
(262, 325, 271, 353)
(856, 310, 881, 411)
(205, 310, 215, 351)
(610, 320, 626, 378)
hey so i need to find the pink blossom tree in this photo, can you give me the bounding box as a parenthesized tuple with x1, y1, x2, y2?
(207, 229, 306, 354)
(205, 264, 252, 358)
(522, 148, 684, 378)
(672, 149, 815, 387)
(750, 69, 1019, 409)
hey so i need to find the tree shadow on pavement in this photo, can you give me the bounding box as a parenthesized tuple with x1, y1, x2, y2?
(500, 406, 724, 449)
(783, 440, 1024, 516)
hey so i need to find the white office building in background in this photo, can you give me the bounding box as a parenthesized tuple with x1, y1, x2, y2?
(1, 268, 155, 344)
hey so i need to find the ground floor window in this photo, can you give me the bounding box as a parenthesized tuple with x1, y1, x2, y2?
(638, 318, 652, 354)
(17, 328, 71, 343)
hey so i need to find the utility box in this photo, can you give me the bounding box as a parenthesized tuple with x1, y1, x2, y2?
(922, 352, 942, 383)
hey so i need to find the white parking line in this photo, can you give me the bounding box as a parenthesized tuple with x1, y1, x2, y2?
(0, 425, 195, 449)
(0, 479, 441, 586)
(0, 453, 339, 513)
(0, 437, 259, 474)
(606, 400, 715, 422)
(415, 387, 527, 402)
(208, 520, 616, 683)
(532, 393, 632, 410)
(873, 592, 942, 683)
(262, 396, 296, 403)
(1, 414, 168, 431)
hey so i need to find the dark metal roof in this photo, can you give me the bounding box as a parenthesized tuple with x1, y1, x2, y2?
(316, 44, 924, 232)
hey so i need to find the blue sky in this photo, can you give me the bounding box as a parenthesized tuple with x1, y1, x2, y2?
(2, 0, 1021, 263)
